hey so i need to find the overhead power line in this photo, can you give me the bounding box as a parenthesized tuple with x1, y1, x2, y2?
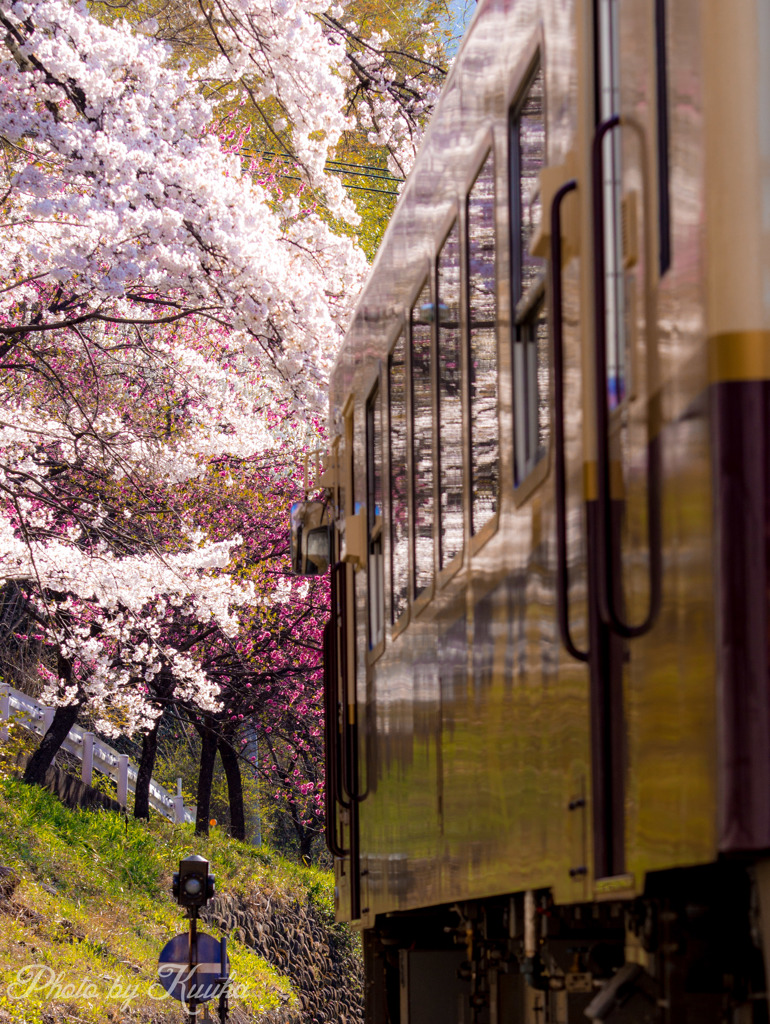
(275, 174, 399, 197)
(238, 149, 403, 198)
(259, 151, 404, 182)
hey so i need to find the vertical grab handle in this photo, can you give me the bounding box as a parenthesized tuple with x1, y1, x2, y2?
(331, 561, 368, 806)
(323, 617, 348, 857)
(337, 560, 368, 805)
(331, 562, 351, 811)
(591, 115, 662, 639)
(551, 178, 589, 663)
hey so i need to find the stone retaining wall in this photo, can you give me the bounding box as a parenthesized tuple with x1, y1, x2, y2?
(203, 888, 364, 1024)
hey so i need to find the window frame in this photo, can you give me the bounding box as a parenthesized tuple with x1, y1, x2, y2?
(435, 208, 466, 587)
(365, 371, 386, 662)
(464, 142, 502, 552)
(387, 323, 411, 640)
(510, 54, 552, 507)
(409, 274, 437, 615)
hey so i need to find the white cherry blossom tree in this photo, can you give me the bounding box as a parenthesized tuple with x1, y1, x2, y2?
(0, 0, 367, 782)
(0, 0, 446, 815)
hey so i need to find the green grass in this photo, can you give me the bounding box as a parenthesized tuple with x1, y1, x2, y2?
(0, 778, 337, 1023)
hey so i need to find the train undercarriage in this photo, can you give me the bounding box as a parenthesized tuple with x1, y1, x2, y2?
(364, 864, 770, 1024)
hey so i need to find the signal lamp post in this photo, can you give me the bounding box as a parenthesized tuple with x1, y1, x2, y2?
(159, 854, 229, 1023)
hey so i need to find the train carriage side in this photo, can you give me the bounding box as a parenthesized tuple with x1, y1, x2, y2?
(315, 0, 770, 1021)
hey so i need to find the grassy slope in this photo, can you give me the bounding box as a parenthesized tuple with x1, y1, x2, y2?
(0, 778, 336, 1023)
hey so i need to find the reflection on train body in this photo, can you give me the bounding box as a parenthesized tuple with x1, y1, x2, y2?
(309, 1, 770, 1022)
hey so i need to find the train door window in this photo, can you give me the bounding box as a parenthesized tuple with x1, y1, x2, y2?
(437, 221, 463, 568)
(467, 151, 499, 533)
(411, 279, 434, 597)
(335, 429, 345, 521)
(597, 0, 627, 406)
(654, 0, 671, 275)
(511, 62, 550, 487)
(344, 399, 355, 519)
(366, 382, 384, 649)
(389, 330, 409, 624)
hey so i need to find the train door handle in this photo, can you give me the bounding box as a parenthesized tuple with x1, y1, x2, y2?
(591, 115, 662, 639)
(323, 618, 348, 858)
(331, 562, 353, 811)
(550, 178, 589, 663)
(345, 710, 370, 804)
(336, 560, 369, 805)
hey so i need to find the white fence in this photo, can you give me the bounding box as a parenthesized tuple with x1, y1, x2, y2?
(0, 683, 195, 824)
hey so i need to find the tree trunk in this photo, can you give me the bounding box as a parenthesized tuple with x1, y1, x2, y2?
(23, 701, 82, 786)
(299, 829, 313, 866)
(288, 795, 313, 865)
(218, 736, 245, 842)
(133, 716, 161, 820)
(195, 725, 218, 836)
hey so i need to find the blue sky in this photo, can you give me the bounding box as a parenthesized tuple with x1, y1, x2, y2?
(445, 0, 476, 52)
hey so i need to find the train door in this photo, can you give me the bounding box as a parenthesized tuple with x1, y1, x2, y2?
(326, 406, 363, 923)
(586, 0, 665, 882)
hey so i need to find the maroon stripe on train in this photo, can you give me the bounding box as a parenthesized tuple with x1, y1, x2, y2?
(712, 380, 770, 852)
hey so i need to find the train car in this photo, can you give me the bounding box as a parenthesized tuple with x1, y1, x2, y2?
(291, 0, 770, 1020)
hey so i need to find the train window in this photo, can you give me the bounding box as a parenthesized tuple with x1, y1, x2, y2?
(336, 430, 345, 521)
(511, 62, 549, 486)
(389, 330, 409, 623)
(654, 0, 671, 275)
(344, 400, 355, 517)
(366, 383, 384, 649)
(411, 280, 434, 597)
(513, 300, 549, 478)
(597, 0, 628, 408)
(437, 221, 463, 568)
(467, 151, 499, 533)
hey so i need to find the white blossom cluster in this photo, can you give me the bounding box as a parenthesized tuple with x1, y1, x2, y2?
(0, 0, 368, 404)
(0, 498, 251, 727)
(38, 612, 222, 737)
(322, 15, 446, 177)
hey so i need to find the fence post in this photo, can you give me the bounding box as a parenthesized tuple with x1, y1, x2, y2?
(117, 753, 129, 809)
(174, 778, 185, 824)
(0, 685, 9, 744)
(81, 732, 94, 785)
